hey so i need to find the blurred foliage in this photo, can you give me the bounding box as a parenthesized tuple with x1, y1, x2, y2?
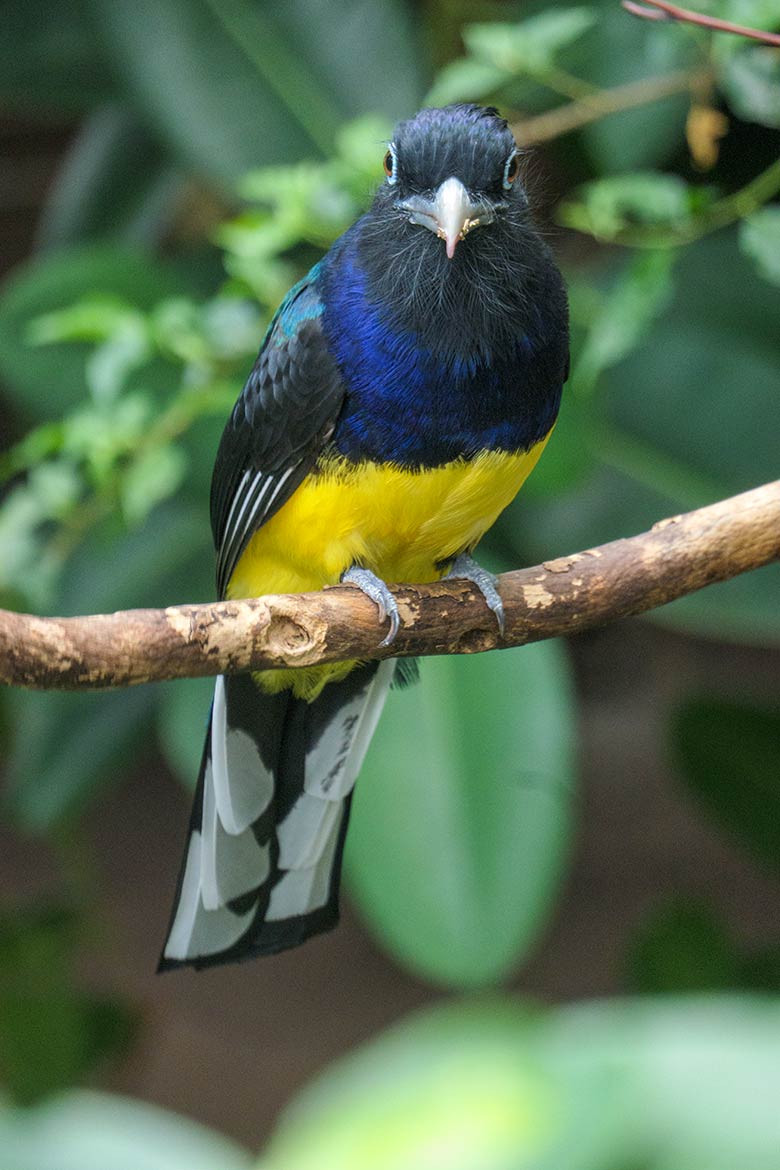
(627, 898, 744, 993)
(346, 640, 575, 987)
(672, 697, 780, 874)
(0, 905, 136, 1105)
(5, 995, 779, 1170)
(260, 996, 780, 1170)
(626, 896, 780, 994)
(0, 1087, 253, 1170)
(740, 205, 780, 283)
(0, 0, 779, 1160)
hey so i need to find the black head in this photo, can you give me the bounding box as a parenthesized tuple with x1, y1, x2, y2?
(354, 104, 559, 360)
(363, 105, 528, 265)
(385, 104, 521, 201)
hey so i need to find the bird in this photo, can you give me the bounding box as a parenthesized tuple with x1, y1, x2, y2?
(159, 103, 569, 971)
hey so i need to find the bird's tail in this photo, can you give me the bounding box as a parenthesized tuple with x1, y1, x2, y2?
(159, 659, 394, 970)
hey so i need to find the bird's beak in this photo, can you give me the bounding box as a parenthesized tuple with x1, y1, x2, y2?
(399, 176, 495, 259)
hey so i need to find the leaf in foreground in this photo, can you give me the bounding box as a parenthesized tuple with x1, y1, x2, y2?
(346, 640, 575, 987)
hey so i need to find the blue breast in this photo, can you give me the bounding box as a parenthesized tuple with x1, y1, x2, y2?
(319, 232, 561, 469)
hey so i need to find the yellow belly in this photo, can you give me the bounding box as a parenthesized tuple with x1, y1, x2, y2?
(227, 436, 550, 697)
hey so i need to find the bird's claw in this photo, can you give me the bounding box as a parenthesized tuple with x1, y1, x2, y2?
(446, 553, 505, 635)
(341, 566, 401, 647)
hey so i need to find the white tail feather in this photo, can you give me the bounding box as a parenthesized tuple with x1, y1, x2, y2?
(163, 660, 398, 965)
(276, 792, 342, 870)
(200, 757, 271, 910)
(265, 807, 344, 921)
(162, 833, 257, 962)
(304, 659, 395, 799)
(211, 675, 274, 834)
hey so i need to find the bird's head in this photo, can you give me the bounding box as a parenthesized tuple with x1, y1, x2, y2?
(372, 104, 525, 260)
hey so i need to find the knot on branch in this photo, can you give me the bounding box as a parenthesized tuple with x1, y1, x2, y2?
(264, 606, 327, 665)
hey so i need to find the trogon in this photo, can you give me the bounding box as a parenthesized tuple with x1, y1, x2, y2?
(160, 103, 569, 970)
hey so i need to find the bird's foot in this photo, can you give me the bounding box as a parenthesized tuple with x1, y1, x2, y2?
(341, 566, 401, 648)
(445, 553, 505, 636)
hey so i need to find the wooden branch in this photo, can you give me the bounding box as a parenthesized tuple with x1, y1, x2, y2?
(515, 69, 706, 146)
(622, 0, 780, 46)
(1, 481, 778, 692)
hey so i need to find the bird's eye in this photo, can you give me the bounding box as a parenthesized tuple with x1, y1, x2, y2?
(503, 152, 519, 190)
(383, 145, 397, 184)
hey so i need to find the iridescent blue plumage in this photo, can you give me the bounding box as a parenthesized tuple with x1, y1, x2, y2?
(320, 230, 563, 466)
(272, 263, 326, 341)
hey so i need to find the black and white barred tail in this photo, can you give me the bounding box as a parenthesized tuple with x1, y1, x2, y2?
(159, 660, 394, 970)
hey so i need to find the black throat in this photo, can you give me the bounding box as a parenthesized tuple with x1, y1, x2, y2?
(355, 194, 562, 364)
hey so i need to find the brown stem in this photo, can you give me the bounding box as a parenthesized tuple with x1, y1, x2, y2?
(1, 482, 778, 692)
(622, 0, 780, 46)
(515, 68, 708, 145)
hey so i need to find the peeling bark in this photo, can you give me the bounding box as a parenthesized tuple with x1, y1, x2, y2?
(1, 481, 778, 691)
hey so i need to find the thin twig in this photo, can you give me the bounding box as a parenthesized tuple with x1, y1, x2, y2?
(622, 0, 780, 46)
(1, 481, 778, 691)
(515, 68, 707, 145)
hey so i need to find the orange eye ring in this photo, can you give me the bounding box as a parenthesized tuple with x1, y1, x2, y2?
(383, 147, 396, 183)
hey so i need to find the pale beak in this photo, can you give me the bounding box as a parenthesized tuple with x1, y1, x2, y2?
(399, 176, 495, 259)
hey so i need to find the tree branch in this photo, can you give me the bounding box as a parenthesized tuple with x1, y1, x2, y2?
(622, 0, 780, 46)
(1, 481, 778, 692)
(515, 69, 708, 146)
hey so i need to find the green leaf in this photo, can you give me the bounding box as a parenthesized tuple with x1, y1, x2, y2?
(170, 386, 239, 503)
(35, 106, 181, 251)
(626, 898, 740, 993)
(463, 10, 598, 77)
(3, 686, 158, 834)
(264, 0, 423, 130)
(150, 297, 262, 377)
(28, 298, 146, 346)
(0, 421, 65, 483)
(0, 459, 89, 608)
(0, 246, 185, 419)
(56, 498, 211, 615)
(266, 1001, 625, 1170)
(120, 443, 187, 523)
(90, 0, 422, 187)
(0, 905, 136, 1106)
(225, 114, 392, 297)
(90, 331, 149, 404)
(549, 996, 780, 1169)
(721, 46, 780, 128)
(572, 250, 676, 393)
(0, 1089, 253, 1170)
(672, 698, 780, 875)
(38, 305, 151, 404)
(89, 0, 329, 178)
(0, 906, 85, 1104)
(739, 206, 780, 286)
(425, 58, 511, 107)
(266, 995, 780, 1170)
(346, 641, 575, 988)
(601, 261, 780, 494)
(560, 172, 704, 241)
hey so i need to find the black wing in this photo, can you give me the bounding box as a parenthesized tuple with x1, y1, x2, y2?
(211, 274, 345, 598)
